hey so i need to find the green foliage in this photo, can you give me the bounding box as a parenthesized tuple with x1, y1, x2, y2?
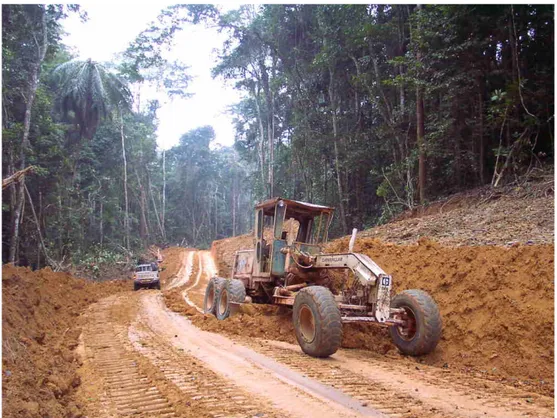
(2, 4, 554, 268)
(203, 4, 553, 238)
(52, 59, 132, 139)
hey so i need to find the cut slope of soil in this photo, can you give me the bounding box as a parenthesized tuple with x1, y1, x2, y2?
(328, 238, 554, 393)
(210, 234, 253, 276)
(2, 265, 130, 418)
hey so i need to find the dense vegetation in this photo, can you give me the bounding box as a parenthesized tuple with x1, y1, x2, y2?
(2, 4, 554, 269)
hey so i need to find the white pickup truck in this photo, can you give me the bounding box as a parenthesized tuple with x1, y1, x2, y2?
(133, 263, 161, 291)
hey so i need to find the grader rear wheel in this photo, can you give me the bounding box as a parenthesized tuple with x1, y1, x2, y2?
(389, 289, 442, 356)
(215, 279, 246, 320)
(293, 286, 343, 358)
(203, 277, 226, 315)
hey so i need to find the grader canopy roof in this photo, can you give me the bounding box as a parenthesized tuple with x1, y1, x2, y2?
(255, 197, 334, 218)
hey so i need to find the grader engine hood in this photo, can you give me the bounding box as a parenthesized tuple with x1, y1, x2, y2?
(314, 252, 392, 322)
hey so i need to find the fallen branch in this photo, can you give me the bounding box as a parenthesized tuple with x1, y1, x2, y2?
(2, 166, 35, 190)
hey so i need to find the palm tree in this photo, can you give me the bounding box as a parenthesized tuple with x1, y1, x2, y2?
(53, 59, 133, 250)
(52, 58, 132, 139)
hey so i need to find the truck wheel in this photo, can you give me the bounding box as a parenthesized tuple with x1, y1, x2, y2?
(293, 286, 343, 358)
(215, 279, 246, 320)
(155, 282, 161, 290)
(389, 289, 442, 356)
(203, 277, 226, 315)
(133, 282, 139, 291)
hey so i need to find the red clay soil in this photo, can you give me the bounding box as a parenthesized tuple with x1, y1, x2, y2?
(2, 264, 130, 418)
(159, 246, 190, 285)
(210, 234, 253, 278)
(327, 237, 554, 394)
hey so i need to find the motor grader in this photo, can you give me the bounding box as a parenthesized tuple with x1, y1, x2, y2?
(204, 197, 442, 358)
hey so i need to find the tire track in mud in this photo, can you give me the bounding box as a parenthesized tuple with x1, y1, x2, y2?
(139, 292, 381, 418)
(245, 343, 442, 418)
(340, 350, 554, 416)
(241, 339, 553, 418)
(81, 292, 279, 417)
(167, 250, 194, 290)
(128, 318, 280, 418)
(182, 251, 204, 313)
(187, 250, 438, 417)
(80, 297, 178, 417)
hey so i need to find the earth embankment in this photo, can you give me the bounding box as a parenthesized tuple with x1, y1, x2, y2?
(2, 265, 130, 418)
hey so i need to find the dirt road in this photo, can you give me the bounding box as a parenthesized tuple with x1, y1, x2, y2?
(76, 249, 554, 417)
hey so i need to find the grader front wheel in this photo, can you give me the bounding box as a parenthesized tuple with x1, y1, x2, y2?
(389, 289, 442, 356)
(293, 286, 343, 358)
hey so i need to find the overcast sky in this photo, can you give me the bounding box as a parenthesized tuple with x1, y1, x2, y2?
(62, 3, 243, 150)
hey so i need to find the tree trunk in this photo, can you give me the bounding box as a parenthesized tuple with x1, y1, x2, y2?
(453, 97, 462, 186)
(9, 6, 48, 264)
(100, 200, 104, 249)
(260, 59, 274, 198)
(135, 169, 149, 240)
(416, 86, 426, 205)
(478, 83, 485, 184)
(329, 66, 348, 234)
(147, 171, 165, 241)
(120, 105, 130, 252)
(162, 149, 166, 234)
(37, 191, 42, 269)
(214, 186, 218, 239)
(2, 166, 34, 190)
(416, 4, 426, 206)
(232, 168, 237, 237)
(253, 85, 267, 195)
(256, 111, 266, 193)
(24, 184, 58, 270)
(149, 184, 165, 240)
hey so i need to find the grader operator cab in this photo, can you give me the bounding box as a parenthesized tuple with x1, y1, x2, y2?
(204, 197, 442, 358)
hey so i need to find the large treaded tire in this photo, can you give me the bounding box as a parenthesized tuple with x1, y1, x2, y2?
(293, 286, 343, 358)
(389, 289, 442, 356)
(133, 282, 140, 291)
(215, 279, 246, 320)
(203, 277, 226, 315)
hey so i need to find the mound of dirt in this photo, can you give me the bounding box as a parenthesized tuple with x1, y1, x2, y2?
(192, 304, 297, 344)
(164, 287, 199, 317)
(210, 234, 253, 277)
(2, 265, 130, 418)
(164, 285, 297, 344)
(327, 237, 554, 395)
